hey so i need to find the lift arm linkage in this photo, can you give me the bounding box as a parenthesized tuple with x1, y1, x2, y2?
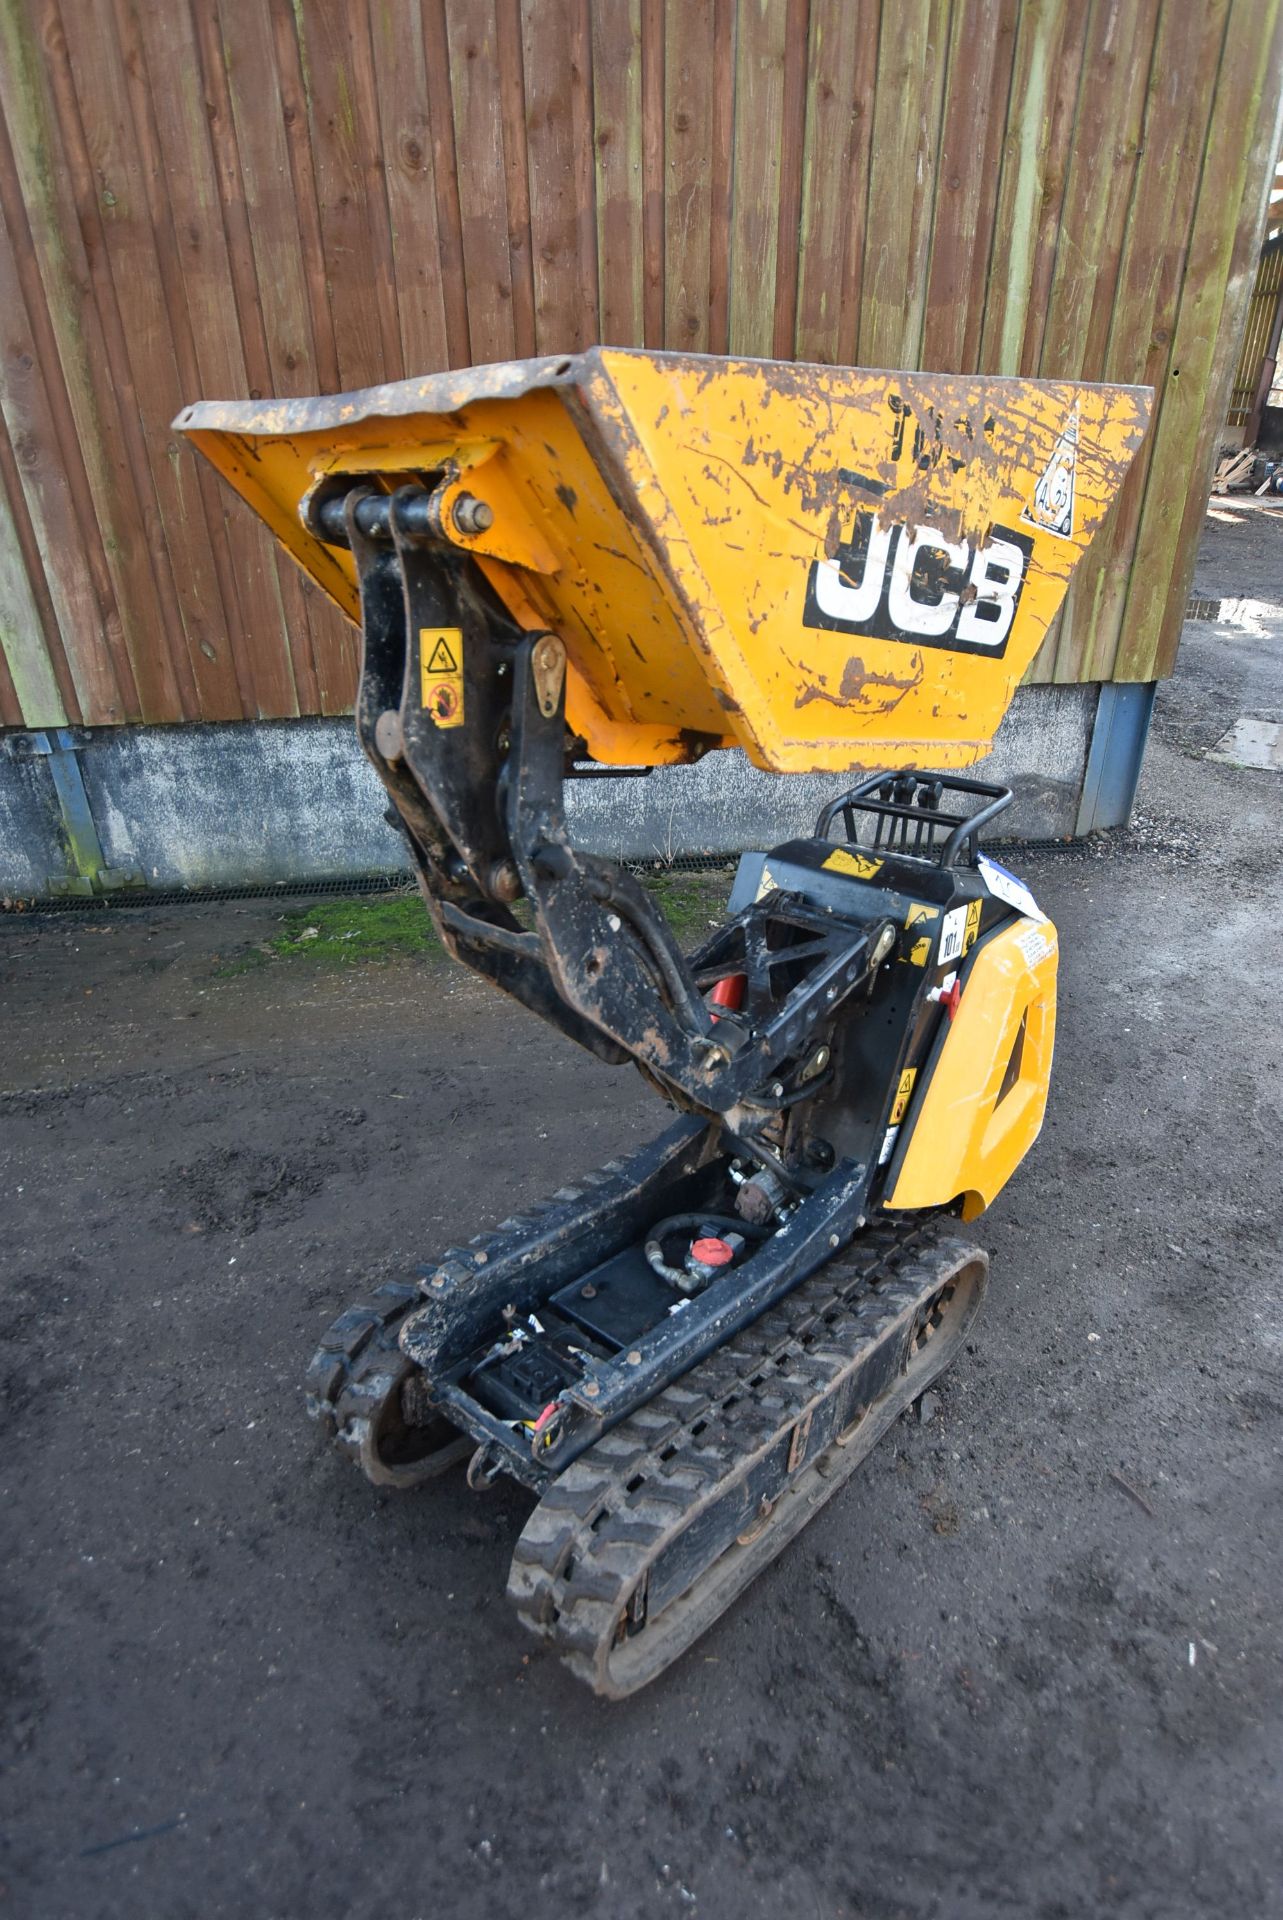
(316, 479, 894, 1127)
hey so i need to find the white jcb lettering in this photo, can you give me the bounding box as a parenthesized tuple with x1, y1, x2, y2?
(811, 517, 893, 624)
(886, 525, 969, 638)
(805, 511, 1032, 653)
(957, 535, 1027, 650)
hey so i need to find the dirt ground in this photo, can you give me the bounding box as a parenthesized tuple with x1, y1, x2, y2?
(3, 511, 1282, 1920)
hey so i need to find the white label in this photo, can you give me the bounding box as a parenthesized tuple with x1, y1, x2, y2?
(878, 1125, 900, 1166)
(939, 904, 968, 965)
(1015, 925, 1055, 970)
(978, 854, 1046, 923)
(1024, 406, 1078, 539)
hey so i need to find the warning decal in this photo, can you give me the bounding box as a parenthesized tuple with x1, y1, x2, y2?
(420, 626, 465, 729)
(823, 847, 882, 881)
(963, 897, 982, 955)
(1023, 407, 1078, 539)
(889, 1067, 917, 1124)
(938, 904, 968, 966)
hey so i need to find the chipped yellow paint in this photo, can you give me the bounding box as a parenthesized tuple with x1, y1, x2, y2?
(889, 916, 1059, 1220)
(823, 847, 883, 880)
(176, 349, 1150, 771)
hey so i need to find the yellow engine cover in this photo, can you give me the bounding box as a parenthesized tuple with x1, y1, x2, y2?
(888, 916, 1059, 1221)
(177, 351, 1150, 773)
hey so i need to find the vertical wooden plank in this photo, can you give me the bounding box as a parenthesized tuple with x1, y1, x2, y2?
(215, 0, 350, 710)
(521, 0, 599, 353)
(267, 0, 341, 395)
(291, 1, 403, 389)
(953, 0, 1017, 372)
(1062, 0, 1231, 683)
(218, 0, 322, 398)
(1117, 0, 1283, 680)
(55, 0, 253, 720)
(707, 0, 735, 355)
(977, 0, 1086, 376)
(1009, 0, 1089, 382)
(857, 0, 950, 369)
(0, 167, 115, 721)
(1021, 0, 1153, 684)
(770, 0, 809, 360)
(0, 575, 25, 726)
(495, 0, 539, 359)
(0, 0, 180, 721)
(421, 0, 473, 366)
(190, 0, 314, 718)
(445, 0, 518, 363)
(367, 0, 452, 377)
(728, 0, 788, 359)
(794, 0, 881, 367)
(0, 408, 70, 725)
(113, 0, 267, 721)
(640, 0, 665, 346)
(1037, 0, 1159, 382)
(921, 0, 1008, 373)
(664, 0, 716, 350)
(591, 0, 645, 345)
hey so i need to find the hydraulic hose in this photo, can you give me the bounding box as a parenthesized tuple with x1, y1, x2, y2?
(644, 1212, 768, 1289)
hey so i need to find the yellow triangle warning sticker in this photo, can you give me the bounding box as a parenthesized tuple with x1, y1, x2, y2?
(419, 626, 464, 728)
(425, 634, 459, 675)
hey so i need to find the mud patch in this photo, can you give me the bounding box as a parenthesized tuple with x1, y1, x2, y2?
(157, 1135, 361, 1236)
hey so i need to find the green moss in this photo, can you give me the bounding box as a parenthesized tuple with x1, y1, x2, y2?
(215, 891, 441, 976)
(638, 867, 733, 944)
(215, 868, 733, 978)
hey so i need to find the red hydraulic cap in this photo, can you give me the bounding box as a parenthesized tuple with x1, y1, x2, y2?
(690, 1236, 735, 1267)
(708, 973, 746, 1021)
(928, 973, 963, 1021)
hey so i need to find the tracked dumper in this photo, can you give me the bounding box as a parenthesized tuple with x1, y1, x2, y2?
(179, 351, 1150, 1695)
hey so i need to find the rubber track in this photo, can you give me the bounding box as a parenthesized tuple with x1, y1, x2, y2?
(304, 1130, 684, 1487)
(508, 1223, 986, 1696)
(304, 1280, 471, 1487)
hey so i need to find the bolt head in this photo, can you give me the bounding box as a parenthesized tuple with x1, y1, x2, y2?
(452, 492, 494, 536)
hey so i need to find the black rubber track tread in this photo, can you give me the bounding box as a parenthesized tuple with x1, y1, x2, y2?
(507, 1225, 988, 1696)
(304, 1279, 471, 1488)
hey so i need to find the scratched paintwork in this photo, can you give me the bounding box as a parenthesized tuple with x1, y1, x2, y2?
(177, 348, 1150, 773)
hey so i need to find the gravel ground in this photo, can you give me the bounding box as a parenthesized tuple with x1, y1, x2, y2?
(2, 511, 1281, 1920)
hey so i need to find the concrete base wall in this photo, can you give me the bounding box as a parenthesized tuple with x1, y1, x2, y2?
(1, 683, 1098, 896)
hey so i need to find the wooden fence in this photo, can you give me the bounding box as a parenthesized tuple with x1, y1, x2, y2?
(1, 0, 1281, 733)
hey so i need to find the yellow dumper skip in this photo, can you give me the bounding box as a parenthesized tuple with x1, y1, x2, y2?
(177, 349, 1151, 772)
